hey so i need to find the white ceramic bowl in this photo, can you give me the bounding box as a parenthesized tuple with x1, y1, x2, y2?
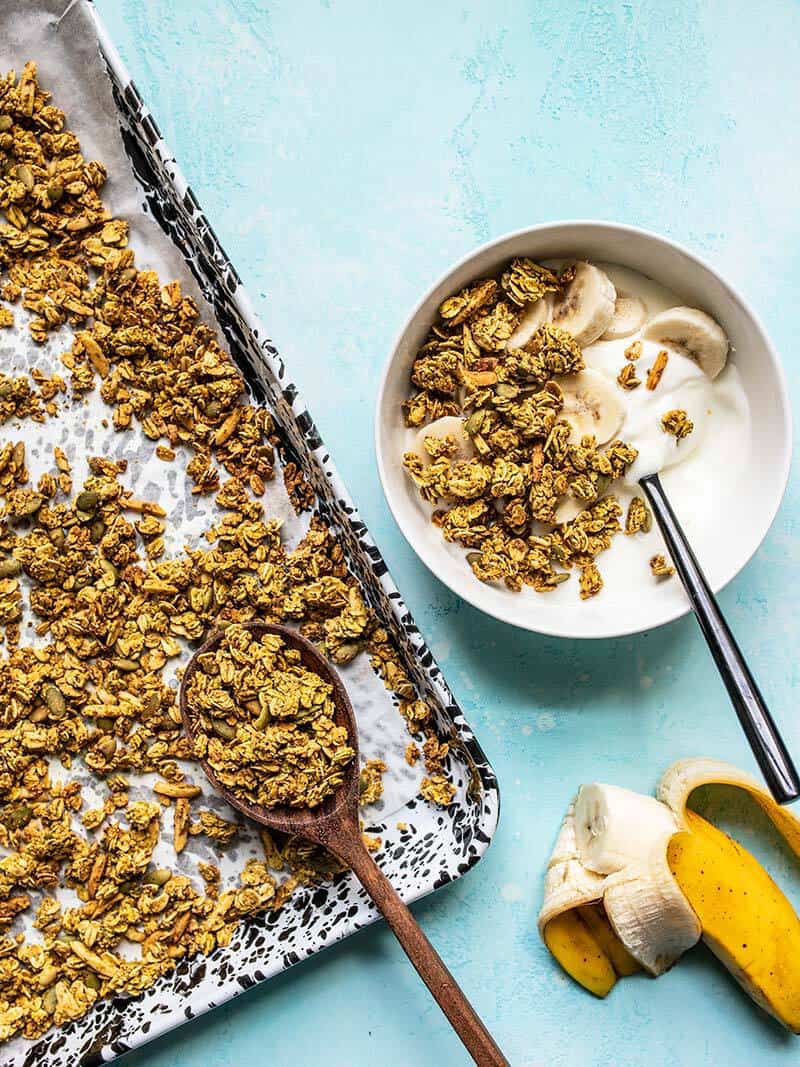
(375, 221, 792, 638)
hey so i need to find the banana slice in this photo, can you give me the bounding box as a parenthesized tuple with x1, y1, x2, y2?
(411, 416, 474, 466)
(574, 783, 678, 875)
(551, 262, 616, 346)
(505, 295, 552, 349)
(559, 369, 624, 445)
(642, 307, 729, 379)
(601, 293, 647, 341)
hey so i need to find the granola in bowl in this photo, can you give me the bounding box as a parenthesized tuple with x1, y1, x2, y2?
(397, 255, 750, 605)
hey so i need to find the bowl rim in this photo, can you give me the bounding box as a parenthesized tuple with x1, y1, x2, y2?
(374, 219, 793, 639)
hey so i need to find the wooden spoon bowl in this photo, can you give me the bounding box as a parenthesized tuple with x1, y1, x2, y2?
(180, 622, 362, 844)
(179, 621, 508, 1067)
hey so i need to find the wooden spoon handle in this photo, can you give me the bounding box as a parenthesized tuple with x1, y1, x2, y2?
(333, 829, 509, 1066)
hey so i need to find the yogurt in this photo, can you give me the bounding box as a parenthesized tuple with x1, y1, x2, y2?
(578, 262, 750, 588)
(582, 263, 749, 488)
(583, 337, 712, 484)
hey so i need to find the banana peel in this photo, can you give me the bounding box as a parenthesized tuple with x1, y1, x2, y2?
(539, 757, 800, 1031)
(577, 903, 641, 977)
(669, 811, 800, 1032)
(543, 910, 617, 998)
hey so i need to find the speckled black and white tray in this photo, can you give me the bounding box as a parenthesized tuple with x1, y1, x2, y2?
(8, 5, 500, 1065)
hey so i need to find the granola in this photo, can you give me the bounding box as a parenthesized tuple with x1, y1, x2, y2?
(186, 626, 356, 810)
(402, 261, 639, 598)
(625, 496, 652, 535)
(649, 554, 675, 578)
(646, 349, 669, 390)
(617, 362, 640, 390)
(661, 408, 694, 441)
(0, 62, 451, 1045)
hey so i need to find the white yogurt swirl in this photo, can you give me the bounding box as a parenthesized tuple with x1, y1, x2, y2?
(582, 337, 713, 483)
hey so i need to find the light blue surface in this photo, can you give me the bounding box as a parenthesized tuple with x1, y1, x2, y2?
(92, 2, 800, 1064)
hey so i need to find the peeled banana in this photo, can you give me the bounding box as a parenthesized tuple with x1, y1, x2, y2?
(540, 782, 700, 979)
(539, 757, 800, 1032)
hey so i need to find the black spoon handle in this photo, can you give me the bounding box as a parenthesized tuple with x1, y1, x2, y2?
(640, 473, 800, 804)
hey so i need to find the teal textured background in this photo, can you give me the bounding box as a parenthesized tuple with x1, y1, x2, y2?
(91, 2, 800, 1064)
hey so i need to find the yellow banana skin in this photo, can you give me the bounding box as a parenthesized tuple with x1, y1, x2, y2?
(543, 910, 617, 998)
(668, 810, 800, 1034)
(577, 904, 642, 978)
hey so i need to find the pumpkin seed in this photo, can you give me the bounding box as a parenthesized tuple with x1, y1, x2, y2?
(463, 409, 486, 435)
(211, 718, 236, 741)
(98, 558, 117, 582)
(44, 684, 66, 718)
(0, 802, 32, 830)
(75, 490, 100, 513)
(111, 657, 139, 672)
(142, 691, 160, 714)
(494, 382, 519, 399)
(18, 493, 43, 516)
(96, 736, 116, 759)
(143, 868, 172, 887)
(15, 163, 34, 191)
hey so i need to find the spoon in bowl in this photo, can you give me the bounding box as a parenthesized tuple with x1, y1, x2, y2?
(640, 473, 800, 804)
(180, 621, 509, 1067)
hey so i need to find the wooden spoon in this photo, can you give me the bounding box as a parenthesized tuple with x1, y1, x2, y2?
(179, 621, 509, 1067)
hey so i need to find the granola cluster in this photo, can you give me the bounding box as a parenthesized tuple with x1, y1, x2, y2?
(187, 626, 356, 810)
(402, 259, 639, 598)
(649, 554, 675, 579)
(0, 63, 456, 1045)
(661, 408, 694, 441)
